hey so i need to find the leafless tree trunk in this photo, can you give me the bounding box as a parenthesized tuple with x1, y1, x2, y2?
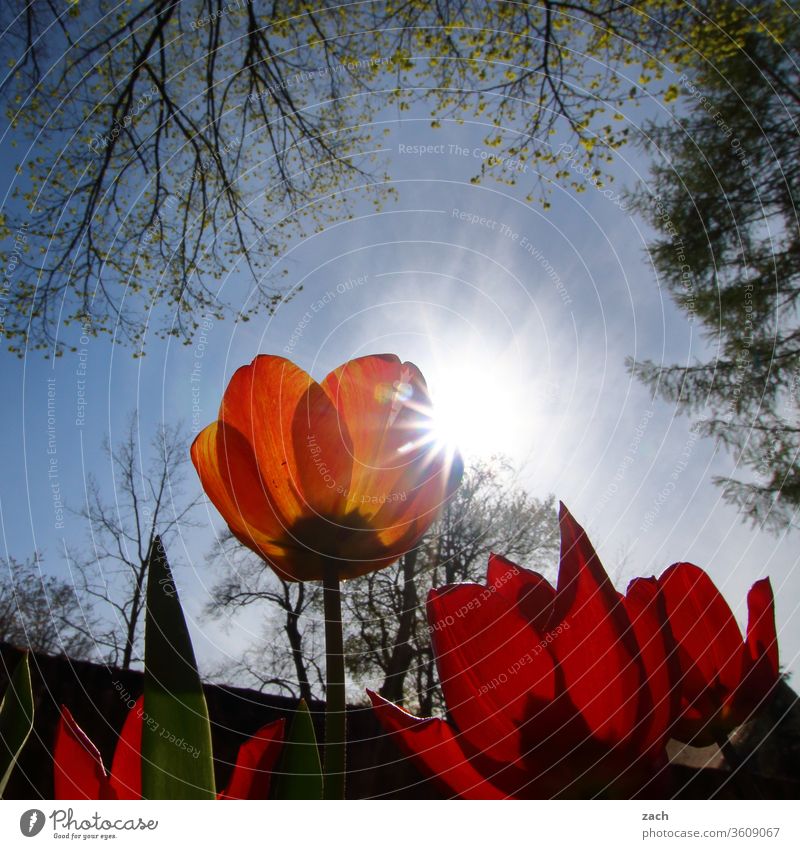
(378, 549, 418, 706)
(282, 581, 314, 705)
(204, 531, 323, 700)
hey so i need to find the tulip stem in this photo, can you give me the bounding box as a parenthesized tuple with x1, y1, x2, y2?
(322, 565, 346, 800)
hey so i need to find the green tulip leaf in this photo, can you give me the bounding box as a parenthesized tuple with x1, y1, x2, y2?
(0, 653, 34, 798)
(141, 537, 216, 799)
(273, 699, 323, 800)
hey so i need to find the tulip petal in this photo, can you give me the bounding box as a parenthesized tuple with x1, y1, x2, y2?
(321, 355, 435, 512)
(219, 355, 352, 524)
(745, 578, 779, 677)
(368, 690, 507, 799)
(658, 562, 745, 697)
(54, 707, 112, 800)
(290, 380, 356, 518)
(354, 465, 460, 570)
(108, 697, 143, 800)
(219, 718, 285, 800)
(622, 578, 681, 753)
(548, 505, 644, 746)
(732, 578, 779, 721)
(427, 582, 556, 763)
(191, 421, 287, 561)
(488, 553, 556, 632)
(370, 448, 462, 551)
(315, 354, 461, 573)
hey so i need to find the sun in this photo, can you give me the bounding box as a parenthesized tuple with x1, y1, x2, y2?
(424, 357, 526, 462)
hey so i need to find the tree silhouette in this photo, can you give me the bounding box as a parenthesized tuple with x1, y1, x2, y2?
(204, 528, 324, 704)
(4, 0, 782, 354)
(0, 555, 98, 659)
(69, 414, 202, 668)
(628, 25, 800, 529)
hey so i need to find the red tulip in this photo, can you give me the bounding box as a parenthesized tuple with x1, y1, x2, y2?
(370, 504, 681, 798)
(192, 354, 461, 581)
(54, 698, 284, 800)
(658, 562, 779, 745)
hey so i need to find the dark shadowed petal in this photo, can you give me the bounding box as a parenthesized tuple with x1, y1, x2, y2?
(548, 505, 644, 747)
(658, 562, 745, 698)
(487, 553, 555, 632)
(368, 690, 506, 799)
(623, 578, 681, 753)
(731, 578, 780, 722)
(745, 578, 779, 677)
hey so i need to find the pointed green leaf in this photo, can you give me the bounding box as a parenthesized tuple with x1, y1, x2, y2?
(0, 653, 34, 798)
(273, 700, 323, 800)
(141, 537, 215, 799)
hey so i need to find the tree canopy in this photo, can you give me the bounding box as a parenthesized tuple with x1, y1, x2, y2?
(0, 555, 97, 658)
(2, 0, 786, 355)
(628, 21, 800, 529)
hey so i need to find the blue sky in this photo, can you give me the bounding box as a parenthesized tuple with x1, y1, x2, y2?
(1, 86, 798, 687)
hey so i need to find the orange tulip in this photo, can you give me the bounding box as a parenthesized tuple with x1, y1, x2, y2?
(192, 354, 462, 581)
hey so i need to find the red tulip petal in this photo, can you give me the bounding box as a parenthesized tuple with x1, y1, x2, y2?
(54, 707, 113, 800)
(658, 562, 745, 697)
(368, 690, 507, 799)
(622, 578, 681, 752)
(333, 461, 458, 570)
(108, 697, 143, 800)
(427, 582, 556, 763)
(218, 718, 285, 800)
(745, 578, 779, 677)
(731, 578, 780, 721)
(219, 355, 352, 523)
(488, 553, 556, 632)
(548, 505, 644, 746)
